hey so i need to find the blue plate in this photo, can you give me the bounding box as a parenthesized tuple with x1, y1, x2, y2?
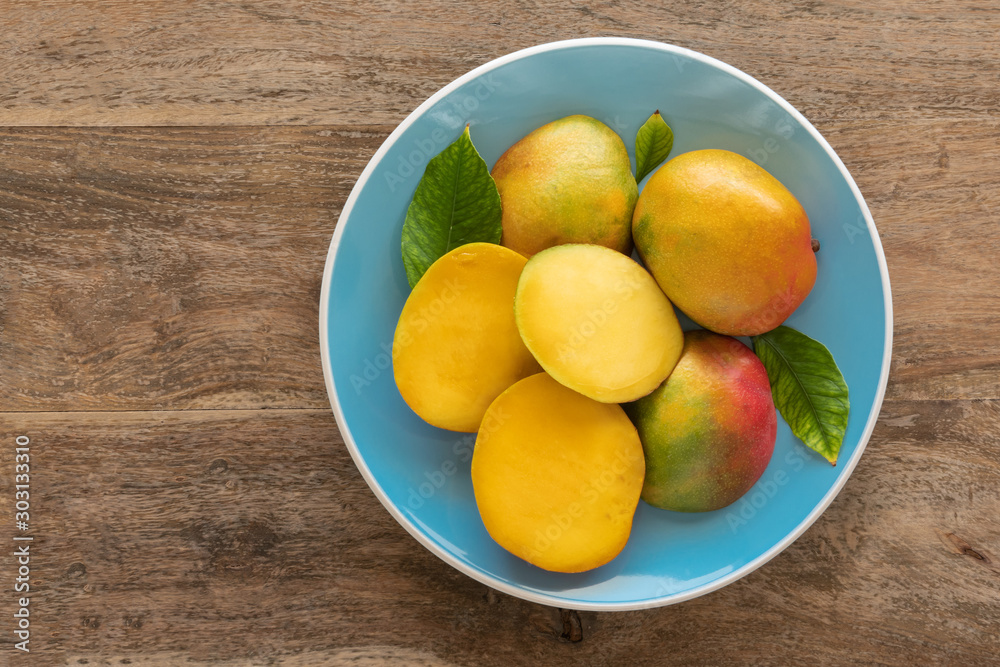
(319, 38, 892, 610)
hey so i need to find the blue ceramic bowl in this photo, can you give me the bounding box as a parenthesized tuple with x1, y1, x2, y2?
(319, 38, 892, 610)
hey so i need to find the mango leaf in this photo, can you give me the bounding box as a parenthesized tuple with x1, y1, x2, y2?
(401, 125, 502, 288)
(752, 326, 850, 465)
(634, 110, 674, 183)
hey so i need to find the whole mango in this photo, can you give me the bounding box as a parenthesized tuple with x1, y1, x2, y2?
(492, 115, 637, 257)
(632, 149, 816, 336)
(626, 330, 776, 512)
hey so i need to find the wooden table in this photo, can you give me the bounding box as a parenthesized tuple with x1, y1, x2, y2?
(2, 2, 998, 664)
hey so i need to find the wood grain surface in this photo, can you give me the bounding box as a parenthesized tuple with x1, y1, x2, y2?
(1, 0, 999, 665)
(2, 401, 999, 665)
(1, 1, 999, 126)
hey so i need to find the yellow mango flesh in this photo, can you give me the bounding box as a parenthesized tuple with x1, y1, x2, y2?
(632, 149, 817, 336)
(491, 115, 638, 257)
(514, 244, 684, 403)
(472, 373, 645, 573)
(392, 243, 541, 432)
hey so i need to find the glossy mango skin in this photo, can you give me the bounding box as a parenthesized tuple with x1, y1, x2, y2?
(632, 149, 817, 336)
(492, 115, 638, 257)
(625, 330, 776, 512)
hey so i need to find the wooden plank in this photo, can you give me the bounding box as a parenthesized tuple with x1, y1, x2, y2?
(0, 400, 997, 664)
(822, 119, 1000, 401)
(0, 1, 998, 126)
(2, 121, 998, 412)
(0, 125, 390, 411)
(0, 1, 995, 664)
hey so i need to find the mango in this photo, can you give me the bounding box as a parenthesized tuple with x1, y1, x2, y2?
(626, 330, 777, 512)
(472, 373, 645, 573)
(514, 244, 683, 403)
(492, 115, 638, 257)
(393, 243, 541, 432)
(632, 149, 817, 336)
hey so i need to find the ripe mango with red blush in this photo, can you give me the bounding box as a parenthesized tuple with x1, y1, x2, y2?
(625, 330, 777, 512)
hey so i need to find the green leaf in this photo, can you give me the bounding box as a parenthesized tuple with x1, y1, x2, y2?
(401, 125, 502, 288)
(752, 326, 850, 465)
(634, 110, 674, 183)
